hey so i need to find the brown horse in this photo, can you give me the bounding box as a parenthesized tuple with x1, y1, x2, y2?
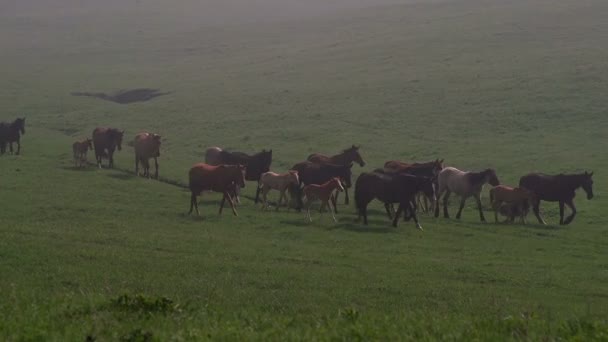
(205, 147, 272, 203)
(307, 145, 365, 204)
(188, 163, 246, 217)
(489, 185, 536, 224)
(92, 127, 124, 168)
(0, 118, 26, 155)
(519, 172, 594, 225)
(355, 171, 435, 229)
(303, 177, 345, 223)
(72, 138, 93, 167)
(134, 132, 162, 179)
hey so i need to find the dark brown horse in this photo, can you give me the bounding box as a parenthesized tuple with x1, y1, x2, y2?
(307, 145, 365, 204)
(205, 147, 272, 203)
(92, 127, 124, 168)
(290, 161, 353, 212)
(355, 171, 435, 229)
(0, 118, 26, 155)
(384, 159, 444, 212)
(519, 172, 594, 225)
(134, 132, 162, 179)
(188, 163, 246, 217)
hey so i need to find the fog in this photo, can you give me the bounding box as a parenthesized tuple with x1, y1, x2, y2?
(1, 0, 450, 25)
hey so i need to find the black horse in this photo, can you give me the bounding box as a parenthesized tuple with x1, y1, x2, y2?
(205, 147, 273, 203)
(290, 161, 353, 212)
(0, 118, 26, 155)
(355, 171, 435, 229)
(519, 172, 594, 225)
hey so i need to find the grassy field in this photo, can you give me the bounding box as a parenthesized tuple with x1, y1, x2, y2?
(1, 0, 608, 340)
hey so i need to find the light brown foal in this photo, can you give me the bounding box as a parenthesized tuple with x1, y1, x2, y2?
(302, 177, 345, 222)
(72, 138, 93, 168)
(490, 185, 536, 224)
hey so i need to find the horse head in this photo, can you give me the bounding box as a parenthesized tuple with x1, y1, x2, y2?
(288, 170, 299, 185)
(433, 159, 444, 175)
(114, 130, 124, 151)
(333, 177, 345, 192)
(582, 171, 594, 200)
(152, 134, 162, 157)
(486, 169, 500, 186)
(419, 176, 437, 203)
(15, 118, 25, 135)
(346, 144, 365, 167)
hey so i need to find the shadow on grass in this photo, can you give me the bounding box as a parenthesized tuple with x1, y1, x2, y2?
(108, 173, 134, 180)
(61, 166, 98, 172)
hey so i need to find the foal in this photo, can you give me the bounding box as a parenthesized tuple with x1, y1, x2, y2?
(72, 138, 93, 168)
(435, 167, 500, 222)
(489, 185, 535, 224)
(303, 177, 345, 222)
(258, 170, 299, 210)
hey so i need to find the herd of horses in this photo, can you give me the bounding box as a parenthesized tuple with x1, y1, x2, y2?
(0, 118, 595, 228)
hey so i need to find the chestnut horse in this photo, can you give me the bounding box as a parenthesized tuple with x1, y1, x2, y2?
(489, 185, 536, 224)
(303, 177, 345, 223)
(290, 161, 353, 213)
(434, 167, 500, 222)
(134, 132, 162, 179)
(355, 171, 435, 229)
(307, 145, 365, 204)
(72, 138, 93, 167)
(92, 127, 124, 168)
(205, 147, 272, 203)
(519, 172, 594, 225)
(0, 118, 26, 155)
(188, 163, 246, 217)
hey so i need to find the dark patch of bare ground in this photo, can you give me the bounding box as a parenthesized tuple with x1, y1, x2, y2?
(71, 88, 170, 104)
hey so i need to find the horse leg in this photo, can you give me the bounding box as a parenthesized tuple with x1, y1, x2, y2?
(475, 194, 486, 222)
(559, 201, 565, 225)
(189, 192, 200, 216)
(16, 139, 20, 155)
(254, 182, 262, 204)
(392, 203, 404, 227)
(9, 142, 13, 154)
(442, 190, 452, 218)
(331, 192, 338, 214)
(328, 200, 337, 223)
(384, 203, 393, 220)
(455, 196, 466, 220)
(304, 197, 313, 222)
(344, 187, 349, 205)
(154, 157, 159, 179)
(277, 189, 286, 211)
(219, 193, 227, 215)
(531, 199, 546, 225)
(493, 200, 501, 223)
(407, 201, 423, 230)
(226, 192, 238, 216)
(563, 199, 577, 225)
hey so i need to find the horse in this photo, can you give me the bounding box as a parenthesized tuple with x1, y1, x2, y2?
(519, 172, 594, 225)
(489, 185, 536, 224)
(188, 163, 246, 217)
(303, 177, 345, 223)
(258, 170, 300, 210)
(290, 161, 353, 212)
(355, 171, 435, 229)
(434, 167, 500, 222)
(133, 132, 162, 179)
(72, 138, 92, 168)
(498, 202, 530, 224)
(92, 127, 124, 168)
(205, 147, 272, 203)
(384, 159, 444, 212)
(307, 145, 365, 205)
(0, 118, 26, 155)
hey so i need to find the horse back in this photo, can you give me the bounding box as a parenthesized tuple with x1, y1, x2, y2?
(189, 163, 236, 193)
(519, 173, 570, 201)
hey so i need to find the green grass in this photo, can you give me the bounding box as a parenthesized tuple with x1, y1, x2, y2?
(1, 0, 608, 340)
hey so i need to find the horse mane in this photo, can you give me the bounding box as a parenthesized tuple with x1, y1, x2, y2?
(467, 169, 494, 184)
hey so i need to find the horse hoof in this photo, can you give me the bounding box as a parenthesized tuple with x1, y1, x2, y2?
(416, 224, 423, 231)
